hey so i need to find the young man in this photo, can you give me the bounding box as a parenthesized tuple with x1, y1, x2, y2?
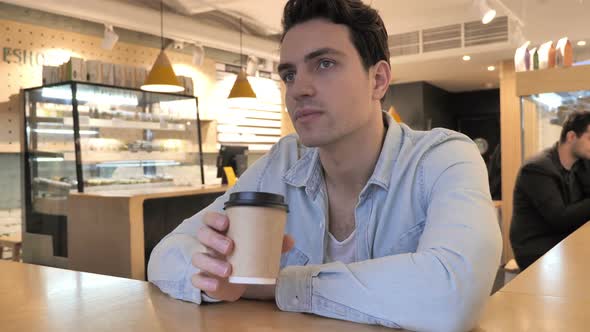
(148, 1, 501, 331)
(510, 111, 590, 270)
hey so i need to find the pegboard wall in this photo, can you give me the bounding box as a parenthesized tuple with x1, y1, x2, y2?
(0, 94, 21, 153)
(0, 18, 220, 153)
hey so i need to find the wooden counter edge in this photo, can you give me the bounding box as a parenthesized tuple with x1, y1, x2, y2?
(69, 184, 228, 200)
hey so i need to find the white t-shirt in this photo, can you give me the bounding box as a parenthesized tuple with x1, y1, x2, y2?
(325, 229, 357, 264)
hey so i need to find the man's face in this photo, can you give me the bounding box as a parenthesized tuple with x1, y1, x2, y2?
(572, 127, 590, 160)
(279, 19, 376, 147)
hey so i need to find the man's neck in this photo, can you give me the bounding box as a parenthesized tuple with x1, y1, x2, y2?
(557, 142, 578, 171)
(319, 111, 386, 195)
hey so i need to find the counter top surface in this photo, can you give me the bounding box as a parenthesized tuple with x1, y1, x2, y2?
(499, 222, 590, 299)
(4, 223, 589, 331)
(0, 260, 390, 332)
(69, 184, 227, 199)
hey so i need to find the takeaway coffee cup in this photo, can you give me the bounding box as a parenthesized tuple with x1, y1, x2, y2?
(224, 191, 289, 284)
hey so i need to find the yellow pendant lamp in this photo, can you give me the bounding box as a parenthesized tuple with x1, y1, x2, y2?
(141, 1, 184, 93)
(388, 106, 402, 123)
(228, 18, 256, 99)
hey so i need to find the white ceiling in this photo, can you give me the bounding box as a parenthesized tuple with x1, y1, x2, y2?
(149, 0, 590, 91)
(6, 0, 590, 92)
(125, 0, 590, 91)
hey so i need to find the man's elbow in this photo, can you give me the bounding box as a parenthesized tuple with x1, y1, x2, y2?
(429, 251, 499, 331)
(401, 297, 479, 332)
(421, 289, 484, 332)
(440, 317, 475, 332)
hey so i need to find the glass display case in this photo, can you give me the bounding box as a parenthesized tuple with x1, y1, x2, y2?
(23, 81, 204, 257)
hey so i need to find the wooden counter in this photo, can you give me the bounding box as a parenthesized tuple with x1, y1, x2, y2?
(68, 185, 227, 281)
(0, 260, 390, 332)
(2, 222, 589, 331)
(499, 221, 590, 298)
(476, 221, 590, 331)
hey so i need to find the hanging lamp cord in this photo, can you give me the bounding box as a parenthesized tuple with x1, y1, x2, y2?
(160, 0, 164, 50)
(239, 17, 243, 69)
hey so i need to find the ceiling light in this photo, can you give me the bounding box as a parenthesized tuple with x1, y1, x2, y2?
(228, 18, 257, 99)
(578, 40, 587, 47)
(482, 8, 496, 24)
(101, 24, 119, 50)
(192, 44, 205, 67)
(475, 0, 496, 24)
(141, 1, 184, 93)
(487, 65, 496, 71)
(172, 41, 184, 50)
(463, 55, 471, 61)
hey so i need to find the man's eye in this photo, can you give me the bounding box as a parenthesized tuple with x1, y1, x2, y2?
(282, 72, 295, 82)
(318, 60, 334, 69)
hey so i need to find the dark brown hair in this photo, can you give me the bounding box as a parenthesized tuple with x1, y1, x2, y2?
(281, 0, 390, 71)
(560, 110, 590, 143)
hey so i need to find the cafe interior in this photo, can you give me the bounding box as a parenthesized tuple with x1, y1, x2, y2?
(1, 0, 589, 331)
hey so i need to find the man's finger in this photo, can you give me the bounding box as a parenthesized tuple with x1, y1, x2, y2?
(282, 234, 295, 253)
(203, 212, 230, 232)
(191, 272, 220, 292)
(197, 225, 234, 256)
(191, 252, 232, 278)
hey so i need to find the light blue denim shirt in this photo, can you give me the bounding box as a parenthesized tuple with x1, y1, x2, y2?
(148, 112, 502, 332)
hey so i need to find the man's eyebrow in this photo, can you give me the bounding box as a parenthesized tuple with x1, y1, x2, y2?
(277, 62, 294, 73)
(303, 47, 344, 62)
(278, 48, 344, 73)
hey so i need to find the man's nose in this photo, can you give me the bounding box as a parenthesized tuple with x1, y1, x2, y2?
(290, 71, 315, 99)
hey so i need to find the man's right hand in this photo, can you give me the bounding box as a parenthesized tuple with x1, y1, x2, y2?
(191, 211, 294, 302)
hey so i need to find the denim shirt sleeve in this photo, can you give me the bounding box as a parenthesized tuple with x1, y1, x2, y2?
(147, 151, 273, 304)
(275, 137, 502, 332)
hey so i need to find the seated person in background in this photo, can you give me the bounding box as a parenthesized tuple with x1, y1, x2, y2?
(510, 110, 590, 270)
(148, 0, 502, 331)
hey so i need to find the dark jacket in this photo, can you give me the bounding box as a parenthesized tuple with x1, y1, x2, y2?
(510, 144, 590, 268)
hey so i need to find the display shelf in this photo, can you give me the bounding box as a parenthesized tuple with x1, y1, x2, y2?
(24, 81, 205, 199)
(63, 118, 189, 131)
(33, 197, 68, 216)
(516, 65, 590, 96)
(71, 151, 192, 163)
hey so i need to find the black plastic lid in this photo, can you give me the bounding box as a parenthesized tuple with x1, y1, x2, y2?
(223, 191, 289, 212)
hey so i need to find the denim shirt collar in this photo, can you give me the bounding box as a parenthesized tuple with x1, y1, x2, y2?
(282, 143, 323, 199)
(282, 111, 403, 198)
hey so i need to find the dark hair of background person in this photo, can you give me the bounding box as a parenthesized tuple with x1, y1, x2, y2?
(560, 110, 590, 143)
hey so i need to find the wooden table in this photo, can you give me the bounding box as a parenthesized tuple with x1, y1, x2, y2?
(475, 222, 590, 331)
(0, 260, 390, 332)
(68, 185, 227, 281)
(3, 224, 588, 331)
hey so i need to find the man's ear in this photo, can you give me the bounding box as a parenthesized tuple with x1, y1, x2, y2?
(371, 60, 391, 101)
(567, 130, 578, 143)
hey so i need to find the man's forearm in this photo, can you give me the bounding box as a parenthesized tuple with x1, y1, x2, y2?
(275, 250, 498, 332)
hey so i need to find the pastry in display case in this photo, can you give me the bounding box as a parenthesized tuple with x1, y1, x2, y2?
(23, 81, 204, 257)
